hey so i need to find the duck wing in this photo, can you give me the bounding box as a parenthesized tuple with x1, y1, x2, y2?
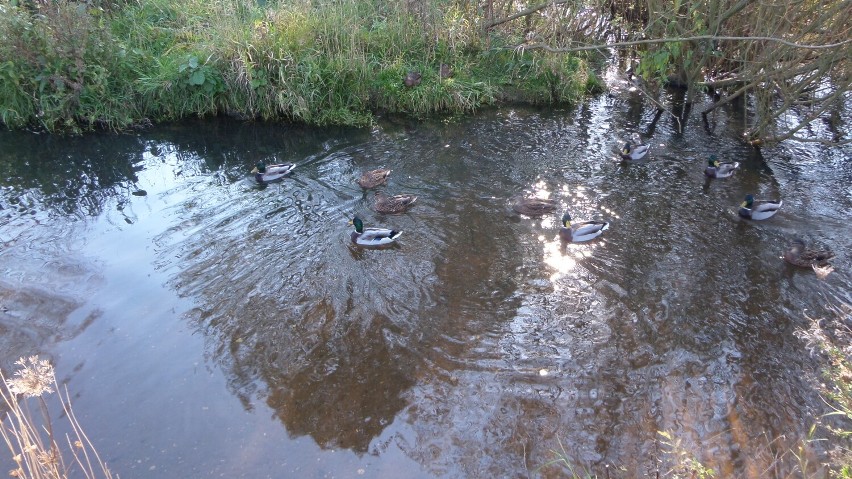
(706, 162, 739, 178)
(358, 228, 402, 245)
(631, 144, 649, 158)
(621, 143, 649, 160)
(753, 200, 782, 213)
(266, 163, 296, 175)
(569, 221, 610, 242)
(718, 161, 739, 171)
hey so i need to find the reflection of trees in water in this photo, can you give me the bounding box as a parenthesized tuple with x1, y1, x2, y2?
(180, 261, 423, 453)
(0, 131, 145, 218)
(160, 119, 532, 458)
(0, 118, 368, 223)
(149, 111, 848, 476)
(266, 312, 416, 453)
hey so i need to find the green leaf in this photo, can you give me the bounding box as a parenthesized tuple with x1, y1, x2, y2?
(189, 70, 206, 85)
(188, 56, 199, 69)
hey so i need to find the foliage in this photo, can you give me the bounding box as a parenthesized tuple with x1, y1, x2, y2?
(477, 0, 850, 146)
(796, 303, 852, 475)
(0, 0, 599, 132)
(0, 1, 140, 132)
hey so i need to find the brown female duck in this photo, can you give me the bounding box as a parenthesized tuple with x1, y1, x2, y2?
(357, 169, 391, 189)
(374, 191, 417, 214)
(784, 240, 834, 267)
(512, 196, 557, 217)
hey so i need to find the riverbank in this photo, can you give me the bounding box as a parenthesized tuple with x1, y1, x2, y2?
(0, 0, 603, 133)
(797, 303, 852, 476)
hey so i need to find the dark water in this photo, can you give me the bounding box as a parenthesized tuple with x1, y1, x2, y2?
(2, 79, 851, 478)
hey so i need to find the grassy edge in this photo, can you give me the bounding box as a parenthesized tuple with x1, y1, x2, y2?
(0, 0, 604, 133)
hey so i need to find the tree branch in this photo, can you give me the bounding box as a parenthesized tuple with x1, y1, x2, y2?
(701, 83, 750, 115)
(510, 35, 852, 53)
(485, 0, 570, 30)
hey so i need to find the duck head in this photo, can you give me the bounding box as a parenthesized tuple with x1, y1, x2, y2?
(708, 155, 719, 167)
(349, 216, 364, 233)
(561, 211, 572, 227)
(742, 194, 755, 207)
(256, 161, 267, 173)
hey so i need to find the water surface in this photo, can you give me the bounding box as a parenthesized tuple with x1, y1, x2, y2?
(1, 86, 851, 478)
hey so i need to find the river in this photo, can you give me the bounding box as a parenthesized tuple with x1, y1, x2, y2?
(1, 78, 851, 478)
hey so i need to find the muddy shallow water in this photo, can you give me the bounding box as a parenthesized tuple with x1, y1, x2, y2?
(1, 85, 851, 478)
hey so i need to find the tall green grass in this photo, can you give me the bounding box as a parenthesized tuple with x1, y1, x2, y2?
(0, 0, 602, 132)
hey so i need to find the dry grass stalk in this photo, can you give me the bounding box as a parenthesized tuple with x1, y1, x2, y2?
(1, 356, 116, 479)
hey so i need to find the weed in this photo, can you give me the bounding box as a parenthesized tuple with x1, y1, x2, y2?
(0, 0, 598, 131)
(1, 356, 115, 479)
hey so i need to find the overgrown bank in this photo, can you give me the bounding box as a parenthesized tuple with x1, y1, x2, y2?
(0, 0, 602, 132)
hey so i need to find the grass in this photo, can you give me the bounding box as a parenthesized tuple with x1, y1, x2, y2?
(797, 303, 852, 476)
(1, 356, 115, 479)
(0, 0, 602, 132)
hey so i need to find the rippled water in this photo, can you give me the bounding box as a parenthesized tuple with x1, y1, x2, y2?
(2, 85, 851, 478)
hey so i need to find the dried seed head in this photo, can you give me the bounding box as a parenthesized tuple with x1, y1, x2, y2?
(6, 356, 55, 398)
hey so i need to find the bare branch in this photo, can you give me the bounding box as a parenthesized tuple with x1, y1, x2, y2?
(485, 0, 571, 30)
(763, 136, 852, 146)
(511, 35, 852, 53)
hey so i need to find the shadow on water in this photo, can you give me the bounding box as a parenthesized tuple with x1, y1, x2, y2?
(0, 132, 145, 220)
(1, 91, 851, 478)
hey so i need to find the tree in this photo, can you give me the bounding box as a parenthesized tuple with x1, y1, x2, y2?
(480, 0, 852, 146)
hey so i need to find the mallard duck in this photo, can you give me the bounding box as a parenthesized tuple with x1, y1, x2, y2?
(783, 239, 834, 268)
(357, 169, 391, 189)
(559, 212, 609, 243)
(374, 191, 417, 214)
(349, 216, 401, 247)
(512, 197, 557, 217)
(620, 134, 649, 160)
(251, 161, 295, 183)
(704, 155, 740, 178)
(738, 194, 782, 220)
(404, 71, 422, 87)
